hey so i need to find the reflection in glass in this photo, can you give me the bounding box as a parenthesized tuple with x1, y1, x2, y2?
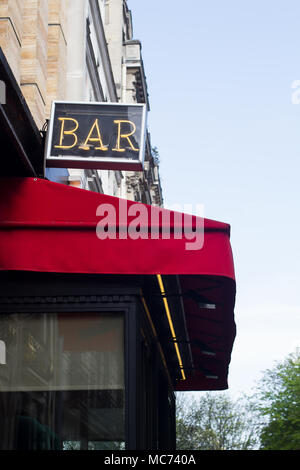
(0, 313, 125, 450)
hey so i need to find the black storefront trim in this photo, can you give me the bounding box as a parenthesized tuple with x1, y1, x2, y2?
(0, 48, 44, 177)
(0, 272, 177, 450)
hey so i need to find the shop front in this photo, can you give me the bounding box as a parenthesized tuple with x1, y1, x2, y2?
(0, 178, 236, 450)
(0, 49, 236, 451)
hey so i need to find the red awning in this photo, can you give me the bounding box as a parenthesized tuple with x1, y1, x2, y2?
(0, 177, 236, 390)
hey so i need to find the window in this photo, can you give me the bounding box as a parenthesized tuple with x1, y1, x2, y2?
(0, 312, 125, 450)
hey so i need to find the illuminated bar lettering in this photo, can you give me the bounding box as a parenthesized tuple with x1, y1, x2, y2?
(112, 120, 139, 152)
(79, 118, 108, 151)
(54, 117, 79, 149)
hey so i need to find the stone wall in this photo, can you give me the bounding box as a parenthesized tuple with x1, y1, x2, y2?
(46, 0, 68, 117)
(0, 0, 68, 129)
(0, 0, 23, 82)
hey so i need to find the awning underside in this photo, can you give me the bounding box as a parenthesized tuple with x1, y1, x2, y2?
(0, 177, 236, 391)
(176, 275, 236, 391)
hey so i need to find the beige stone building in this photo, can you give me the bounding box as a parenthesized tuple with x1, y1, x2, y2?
(0, 0, 163, 204)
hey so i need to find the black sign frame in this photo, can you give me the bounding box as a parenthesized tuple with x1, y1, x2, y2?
(45, 101, 147, 171)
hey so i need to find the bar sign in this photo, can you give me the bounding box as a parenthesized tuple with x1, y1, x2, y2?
(45, 101, 147, 171)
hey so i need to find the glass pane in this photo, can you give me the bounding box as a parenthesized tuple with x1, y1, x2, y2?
(0, 312, 125, 450)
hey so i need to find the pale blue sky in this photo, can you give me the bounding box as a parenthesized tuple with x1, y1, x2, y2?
(128, 0, 300, 396)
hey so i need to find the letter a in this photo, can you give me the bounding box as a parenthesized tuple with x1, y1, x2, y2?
(96, 203, 117, 239)
(80, 119, 108, 151)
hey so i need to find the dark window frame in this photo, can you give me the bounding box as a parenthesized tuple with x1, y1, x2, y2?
(0, 283, 137, 449)
(0, 272, 176, 450)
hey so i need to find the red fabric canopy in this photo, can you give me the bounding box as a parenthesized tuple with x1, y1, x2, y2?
(0, 177, 236, 391)
(0, 177, 235, 278)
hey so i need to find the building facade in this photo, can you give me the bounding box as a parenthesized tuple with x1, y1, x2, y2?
(0, 0, 163, 204)
(0, 0, 236, 451)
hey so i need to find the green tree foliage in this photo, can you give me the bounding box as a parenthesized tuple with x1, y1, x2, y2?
(256, 351, 300, 450)
(176, 392, 260, 450)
